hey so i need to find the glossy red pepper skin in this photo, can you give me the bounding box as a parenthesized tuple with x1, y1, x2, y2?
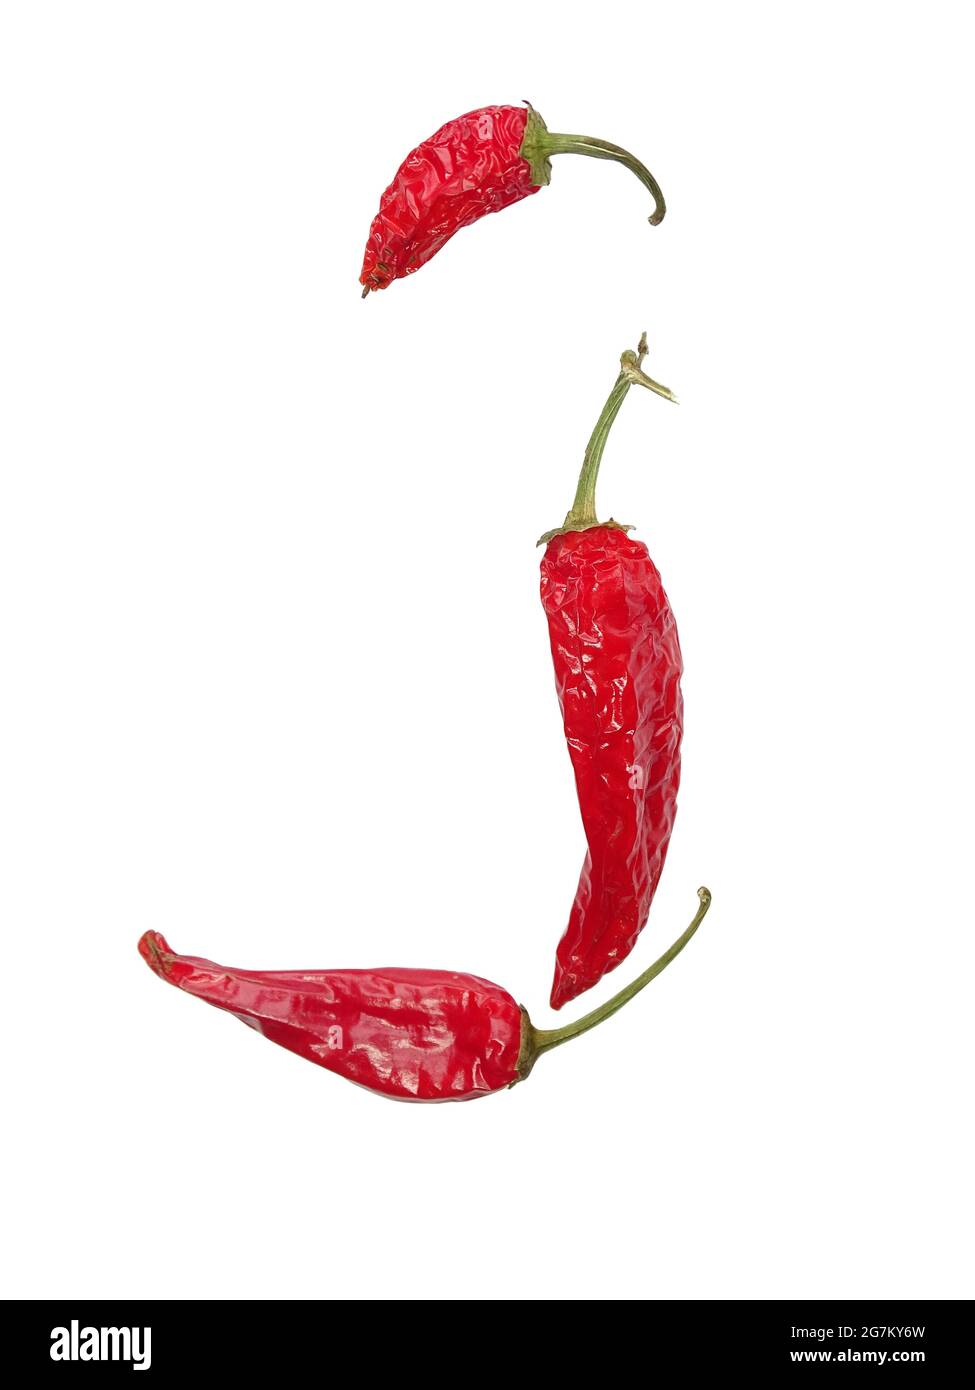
(139, 932, 523, 1102)
(542, 528, 683, 1008)
(360, 106, 537, 294)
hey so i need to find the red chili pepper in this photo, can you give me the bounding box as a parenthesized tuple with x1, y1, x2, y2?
(359, 103, 665, 295)
(138, 889, 709, 1103)
(540, 335, 683, 1010)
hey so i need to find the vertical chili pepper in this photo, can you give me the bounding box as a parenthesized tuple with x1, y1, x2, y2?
(359, 103, 665, 294)
(540, 335, 683, 1009)
(138, 889, 710, 1103)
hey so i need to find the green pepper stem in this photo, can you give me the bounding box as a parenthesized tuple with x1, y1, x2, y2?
(537, 333, 677, 545)
(544, 133, 666, 224)
(517, 888, 711, 1079)
(518, 105, 666, 224)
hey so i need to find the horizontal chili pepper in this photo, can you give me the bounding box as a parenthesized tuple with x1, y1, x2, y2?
(540, 335, 683, 1010)
(138, 889, 710, 1103)
(359, 103, 665, 295)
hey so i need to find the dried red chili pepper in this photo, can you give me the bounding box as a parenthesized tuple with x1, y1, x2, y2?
(359, 103, 665, 295)
(540, 335, 683, 1010)
(138, 889, 709, 1103)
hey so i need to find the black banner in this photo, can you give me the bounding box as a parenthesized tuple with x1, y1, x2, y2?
(5, 1300, 969, 1376)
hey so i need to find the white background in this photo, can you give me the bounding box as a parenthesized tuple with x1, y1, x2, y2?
(1, 1, 972, 1301)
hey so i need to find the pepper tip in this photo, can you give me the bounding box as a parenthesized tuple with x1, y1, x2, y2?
(138, 929, 175, 979)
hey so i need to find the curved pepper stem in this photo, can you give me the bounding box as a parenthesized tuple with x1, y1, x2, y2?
(519, 105, 666, 225)
(537, 333, 677, 545)
(516, 888, 711, 1080)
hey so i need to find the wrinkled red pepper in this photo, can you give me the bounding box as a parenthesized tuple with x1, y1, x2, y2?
(359, 103, 665, 294)
(138, 889, 709, 1103)
(540, 336, 683, 1009)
